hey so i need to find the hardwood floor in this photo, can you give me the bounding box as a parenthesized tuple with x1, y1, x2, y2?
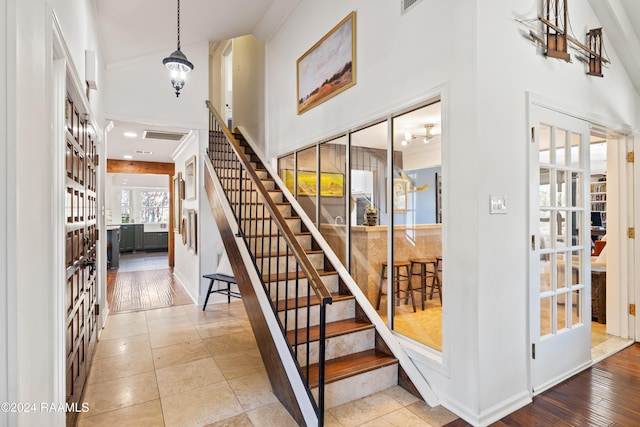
(446, 343, 640, 426)
(107, 267, 192, 313)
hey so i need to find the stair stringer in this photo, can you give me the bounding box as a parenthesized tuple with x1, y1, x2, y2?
(238, 126, 440, 407)
(204, 157, 318, 427)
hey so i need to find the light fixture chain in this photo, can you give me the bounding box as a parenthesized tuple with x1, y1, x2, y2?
(177, 0, 181, 50)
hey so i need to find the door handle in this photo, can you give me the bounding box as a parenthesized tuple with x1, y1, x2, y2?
(81, 258, 96, 275)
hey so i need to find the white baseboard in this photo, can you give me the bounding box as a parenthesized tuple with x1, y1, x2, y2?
(172, 270, 198, 304)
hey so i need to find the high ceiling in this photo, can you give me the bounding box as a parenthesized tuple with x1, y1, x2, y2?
(97, 1, 640, 164)
(95, 0, 289, 65)
(97, 0, 297, 164)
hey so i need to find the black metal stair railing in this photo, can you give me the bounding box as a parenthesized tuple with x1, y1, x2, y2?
(206, 101, 333, 424)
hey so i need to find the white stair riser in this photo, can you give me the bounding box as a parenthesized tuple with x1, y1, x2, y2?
(226, 190, 283, 204)
(267, 274, 339, 299)
(222, 179, 276, 191)
(232, 203, 292, 218)
(248, 235, 312, 255)
(311, 364, 398, 409)
(255, 253, 324, 274)
(243, 218, 301, 235)
(294, 329, 375, 367)
(214, 167, 269, 180)
(278, 299, 354, 331)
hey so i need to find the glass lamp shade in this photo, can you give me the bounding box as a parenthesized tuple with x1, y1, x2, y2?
(163, 49, 194, 97)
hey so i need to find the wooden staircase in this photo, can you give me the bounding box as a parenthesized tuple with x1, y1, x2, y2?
(204, 102, 426, 425)
(232, 133, 398, 404)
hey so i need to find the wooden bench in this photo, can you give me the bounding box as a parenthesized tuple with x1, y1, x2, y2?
(202, 273, 241, 310)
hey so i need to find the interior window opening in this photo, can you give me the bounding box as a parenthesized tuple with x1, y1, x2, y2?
(277, 99, 443, 352)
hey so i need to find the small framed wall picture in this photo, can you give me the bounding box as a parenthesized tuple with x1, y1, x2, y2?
(185, 156, 196, 200)
(173, 172, 183, 233)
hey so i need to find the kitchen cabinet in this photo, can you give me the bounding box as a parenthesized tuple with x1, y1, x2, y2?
(143, 232, 169, 250)
(119, 224, 144, 253)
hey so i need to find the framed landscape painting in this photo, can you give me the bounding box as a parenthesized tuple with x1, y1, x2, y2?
(297, 12, 356, 114)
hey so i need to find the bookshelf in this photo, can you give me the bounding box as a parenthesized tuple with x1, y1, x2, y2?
(590, 180, 606, 227)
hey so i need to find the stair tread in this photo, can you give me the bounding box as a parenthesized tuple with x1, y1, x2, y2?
(255, 249, 323, 259)
(275, 292, 351, 311)
(230, 201, 291, 206)
(241, 216, 300, 221)
(264, 269, 338, 284)
(287, 318, 374, 343)
(247, 231, 311, 238)
(306, 349, 398, 388)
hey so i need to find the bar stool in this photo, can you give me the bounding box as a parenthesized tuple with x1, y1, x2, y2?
(431, 256, 442, 303)
(376, 260, 415, 312)
(409, 258, 437, 310)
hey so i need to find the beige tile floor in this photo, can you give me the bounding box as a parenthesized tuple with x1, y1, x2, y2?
(79, 300, 459, 427)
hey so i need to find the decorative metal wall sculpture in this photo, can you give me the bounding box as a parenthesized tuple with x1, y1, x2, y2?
(516, 0, 609, 77)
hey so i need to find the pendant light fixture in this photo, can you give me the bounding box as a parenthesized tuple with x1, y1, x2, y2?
(162, 0, 194, 97)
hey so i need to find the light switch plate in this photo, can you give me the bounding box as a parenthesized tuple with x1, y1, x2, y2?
(490, 194, 507, 214)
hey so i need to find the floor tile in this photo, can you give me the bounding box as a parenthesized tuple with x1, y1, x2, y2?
(149, 323, 201, 349)
(406, 401, 459, 426)
(329, 391, 403, 426)
(147, 313, 194, 331)
(195, 318, 246, 339)
(228, 370, 278, 411)
(375, 406, 433, 426)
(145, 305, 189, 321)
(323, 411, 344, 427)
(188, 308, 237, 325)
(80, 371, 159, 418)
(156, 357, 226, 397)
(87, 350, 154, 384)
(152, 339, 211, 370)
(76, 399, 164, 427)
(100, 313, 148, 340)
(204, 330, 258, 356)
(94, 334, 151, 360)
(246, 402, 299, 427)
(383, 385, 421, 406)
(205, 413, 254, 426)
(214, 348, 265, 380)
(161, 382, 245, 427)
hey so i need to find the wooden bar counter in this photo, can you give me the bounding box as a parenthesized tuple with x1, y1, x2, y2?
(320, 224, 442, 303)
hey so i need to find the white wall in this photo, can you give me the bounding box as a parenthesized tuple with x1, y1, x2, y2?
(0, 0, 9, 424)
(197, 129, 227, 305)
(265, 0, 640, 425)
(232, 35, 266, 153)
(474, 0, 638, 419)
(4, 0, 104, 425)
(267, 0, 481, 418)
(209, 36, 266, 155)
(104, 41, 209, 130)
(172, 135, 200, 302)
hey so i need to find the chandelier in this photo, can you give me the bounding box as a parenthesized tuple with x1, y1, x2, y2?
(162, 0, 194, 97)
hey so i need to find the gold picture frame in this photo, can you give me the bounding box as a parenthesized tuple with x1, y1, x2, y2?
(393, 179, 408, 212)
(184, 155, 196, 200)
(173, 172, 183, 233)
(296, 11, 356, 114)
(187, 209, 198, 254)
(282, 170, 344, 197)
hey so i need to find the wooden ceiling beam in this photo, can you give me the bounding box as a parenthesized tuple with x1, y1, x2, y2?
(107, 159, 175, 175)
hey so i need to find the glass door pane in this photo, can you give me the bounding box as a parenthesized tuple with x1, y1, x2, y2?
(296, 146, 317, 223)
(319, 137, 347, 266)
(350, 121, 388, 311)
(530, 105, 590, 393)
(389, 103, 443, 351)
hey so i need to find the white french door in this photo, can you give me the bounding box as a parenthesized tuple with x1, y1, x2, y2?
(529, 104, 592, 393)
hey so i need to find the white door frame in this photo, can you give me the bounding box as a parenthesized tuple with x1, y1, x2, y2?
(527, 93, 637, 393)
(529, 102, 592, 393)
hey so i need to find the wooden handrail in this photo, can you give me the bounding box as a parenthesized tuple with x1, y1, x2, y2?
(205, 101, 333, 305)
